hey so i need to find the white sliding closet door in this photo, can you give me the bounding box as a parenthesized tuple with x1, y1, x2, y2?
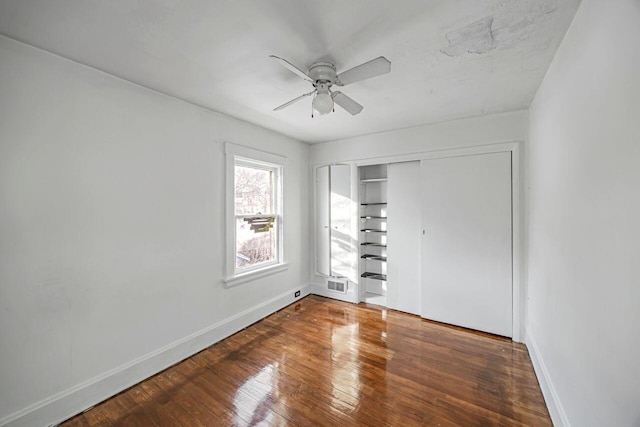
(387, 161, 421, 315)
(330, 164, 352, 278)
(316, 166, 330, 276)
(316, 164, 352, 278)
(420, 152, 512, 337)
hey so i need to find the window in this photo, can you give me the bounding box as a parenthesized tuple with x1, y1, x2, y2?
(234, 160, 279, 271)
(225, 143, 286, 286)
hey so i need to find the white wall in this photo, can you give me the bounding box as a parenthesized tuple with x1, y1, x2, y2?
(310, 110, 527, 165)
(527, 1, 640, 426)
(0, 35, 310, 426)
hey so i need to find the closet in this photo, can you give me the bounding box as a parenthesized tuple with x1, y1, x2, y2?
(317, 150, 514, 337)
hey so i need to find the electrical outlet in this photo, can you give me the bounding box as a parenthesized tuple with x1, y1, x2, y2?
(295, 290, 301, 298)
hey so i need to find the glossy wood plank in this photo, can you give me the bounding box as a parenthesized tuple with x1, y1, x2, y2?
(61, 295, 551, 426)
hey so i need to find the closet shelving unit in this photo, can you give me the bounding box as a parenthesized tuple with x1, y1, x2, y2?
(359, 165, 388, 305)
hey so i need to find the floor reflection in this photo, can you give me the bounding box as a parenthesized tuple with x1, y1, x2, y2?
(233, 362, 284, 426)
(326, 302, 392, 425)
(331, 322, 360, 410)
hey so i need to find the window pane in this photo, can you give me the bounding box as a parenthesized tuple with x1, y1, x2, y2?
(236, 218, 276, 269)
(235, 165, 273, 215)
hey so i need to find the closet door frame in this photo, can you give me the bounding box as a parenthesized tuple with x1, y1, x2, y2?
(350, 141, 522, 342)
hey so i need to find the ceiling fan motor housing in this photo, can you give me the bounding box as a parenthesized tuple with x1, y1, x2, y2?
(308, 62, 337, 85)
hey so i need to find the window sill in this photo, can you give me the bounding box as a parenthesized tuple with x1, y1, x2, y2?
(224, 262, 289, 288)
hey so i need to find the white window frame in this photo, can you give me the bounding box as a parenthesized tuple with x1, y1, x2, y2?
(224, 143, 287, 287)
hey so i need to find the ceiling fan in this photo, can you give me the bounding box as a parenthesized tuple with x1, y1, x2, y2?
(270, 55, 391, 117)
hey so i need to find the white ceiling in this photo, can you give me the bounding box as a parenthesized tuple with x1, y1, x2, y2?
(0, 0, 580, 144)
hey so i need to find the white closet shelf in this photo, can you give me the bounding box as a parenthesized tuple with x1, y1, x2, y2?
(361, 272, 387, 281)
(361, 254, 387, 261)
(360, 178, 387, 183)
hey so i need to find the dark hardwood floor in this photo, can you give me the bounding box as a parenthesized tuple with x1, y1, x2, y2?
(61, 295, 551, 426)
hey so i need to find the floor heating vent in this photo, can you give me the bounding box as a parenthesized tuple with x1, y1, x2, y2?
(327, 278, 347, 294)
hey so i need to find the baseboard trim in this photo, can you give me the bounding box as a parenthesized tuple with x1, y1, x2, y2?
(525, 332, 571, 427)
(1, 284, 311, 427)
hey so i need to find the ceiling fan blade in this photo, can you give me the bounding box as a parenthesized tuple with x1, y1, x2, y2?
(336, 56, 391, 86)
(270, 55, 313, 83)
(274, 90, 315, 111)
(332, 91, 364, 115)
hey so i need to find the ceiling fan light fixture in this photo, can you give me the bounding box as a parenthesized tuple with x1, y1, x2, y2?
(271, 55, 390, 116)
(312, 92, 333, 115)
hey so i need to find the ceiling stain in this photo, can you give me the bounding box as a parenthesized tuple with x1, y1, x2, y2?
(441, 3, 559, 58)
(441, 16, 495, 57)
